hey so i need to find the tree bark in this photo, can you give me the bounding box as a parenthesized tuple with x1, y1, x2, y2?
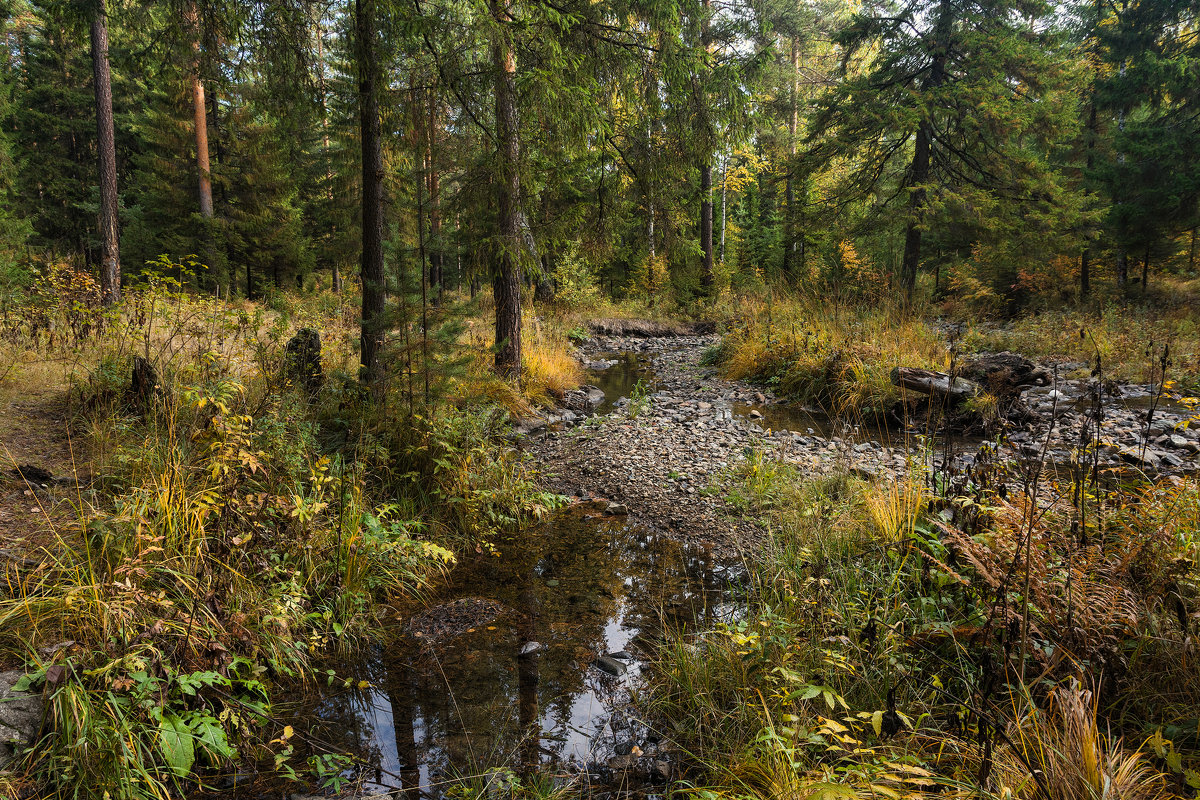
(900, 121, 931, 303)
(1116, 249, 1127, 290)
(491, 0, 522, 379)
(91, 0, 120, 304)
(1142, 242, 1149, 291)
(1080, 250, 1090, 299)
(186, 1, 212, 221)
(899, 0, 951, 306)
(316, 15, 342, 295)
(698, 0, 714, 294)
(783, 36, 798, 276)
(357, 0, 386, 385)
(700, 163, 713, 290)
(426, 88, 443, 307)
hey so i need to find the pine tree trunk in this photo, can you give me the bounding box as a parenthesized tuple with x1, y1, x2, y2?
(899, 0, 950, 306)
(1080, 250, 1090, 299)
(719, 151, 727, 264)
(1117, 249, 1127, 290)
(900, 121, 931, 303)
(357, 0, 385, 384)
(426, 89, 443, 307)
(783, 37, 798, 276)
(491, 0, 522, 380)
(187, 2, 212, 221)
(317, 16, 341, 295)
(700, 163, 713, 291)
(91, 0, 120, 304)
(698, 0, 714, 294)
(1142, 243, 1149, 291)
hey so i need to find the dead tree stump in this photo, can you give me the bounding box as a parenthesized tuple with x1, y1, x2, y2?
(130, 355, 158, 411)
(284, 328, 324, 398)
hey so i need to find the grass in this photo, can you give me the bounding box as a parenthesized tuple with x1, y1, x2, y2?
(646, 447, 1199, 799)
(708, 293, 948, 413)
(962, 289, 1200, 392)
(0, 264, 569, 798)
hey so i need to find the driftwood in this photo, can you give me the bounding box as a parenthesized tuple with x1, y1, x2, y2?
(891, 367, 981, 403)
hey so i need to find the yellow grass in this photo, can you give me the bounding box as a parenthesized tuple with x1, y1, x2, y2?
(716, 293, 948, 412)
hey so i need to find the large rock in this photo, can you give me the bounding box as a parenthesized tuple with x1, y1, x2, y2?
(0, 670, 43, 770)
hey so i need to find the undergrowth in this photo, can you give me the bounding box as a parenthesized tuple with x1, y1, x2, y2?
(708, 293, 947, 413)
(649, 450, 1200, 799)
(0, 263, 565, 798)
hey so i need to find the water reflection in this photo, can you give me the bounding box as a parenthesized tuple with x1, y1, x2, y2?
(586, 352, 657, 413)
(285, 510, 738, 797)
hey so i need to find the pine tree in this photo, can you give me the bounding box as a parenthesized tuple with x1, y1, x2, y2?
(806, 0, 1073, 304)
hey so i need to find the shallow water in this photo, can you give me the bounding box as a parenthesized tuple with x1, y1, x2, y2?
(586, 352, 657, 413)
(276, 511, 738, 797)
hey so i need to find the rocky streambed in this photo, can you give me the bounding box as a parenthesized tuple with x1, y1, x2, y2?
(527, 330, 1200, 557)
(267, 327, 1200, 799)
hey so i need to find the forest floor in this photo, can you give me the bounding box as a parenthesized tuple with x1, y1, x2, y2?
(0, 377, 83, 560)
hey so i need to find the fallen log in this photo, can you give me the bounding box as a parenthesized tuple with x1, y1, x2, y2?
(890, 367, 981, 403)
(960, 351, 1050, 397)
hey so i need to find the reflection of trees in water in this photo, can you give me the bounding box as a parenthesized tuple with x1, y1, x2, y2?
(361, 514, 735, 797)
(272, 655, 390, 789)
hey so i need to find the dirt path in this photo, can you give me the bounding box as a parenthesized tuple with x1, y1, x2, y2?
(0, 382, 84, 557)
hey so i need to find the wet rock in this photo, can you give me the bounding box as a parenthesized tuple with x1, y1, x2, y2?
(605, 502, 629, 515)
(593, 655, 627, 676)
(519, 641, 544, 656)
(1117, 447, 1160, 469)
(512, 415, 547, 437)
(0, 671, 42, 770)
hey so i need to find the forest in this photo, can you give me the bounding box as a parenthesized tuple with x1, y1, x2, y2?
(0, 0, 1199, 798)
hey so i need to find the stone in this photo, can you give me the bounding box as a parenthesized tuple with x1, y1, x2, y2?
(0, 671, 42, 771)
(593, 655, 627, 676)
(1117, 447, 1161, 469)
(512, 415, 547, 437)
(605, 502, 629, 516)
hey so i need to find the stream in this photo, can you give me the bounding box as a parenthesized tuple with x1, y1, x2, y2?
(267, 508, 740, 798)
(220, 341, 1197, 799)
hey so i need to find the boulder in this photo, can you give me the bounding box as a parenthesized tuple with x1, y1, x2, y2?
(0, 671, 42, 770)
